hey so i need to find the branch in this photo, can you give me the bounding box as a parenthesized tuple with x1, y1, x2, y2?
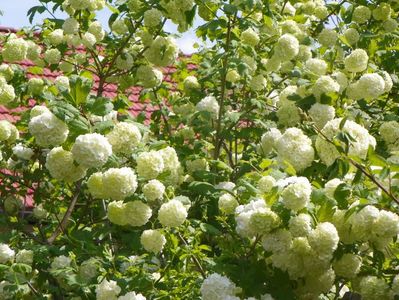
(177, 232, 206, 279)
(47, 181, 82, 244)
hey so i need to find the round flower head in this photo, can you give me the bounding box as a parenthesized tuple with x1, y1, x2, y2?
(289, 213, 313, 237)
(200, 273, 238, 300)
(380, 71, 393, 93)
(274, 34, 299, 61)
(144, 36, 179, 67)
(352, 6, 371, 24)
(196, 95, 219, 118)
(0, 244, 14, 263)
(136, 151, 164, 180)
(107, 201, 129, 226)
(102, 167, 138, 200)
(72, 133, 112, 168)
(26, 40, 41, 61)
(0, 77, 15, 104)
(359, 276, 389, 300)
(2, 38, 27, 62)
(309, 103, 335, 129)
(260, 128, 281, 155)
(140, 229, 166, 253)
(50, 255, 71, 271)
(379, 120, 399, 148)
(308, 222, 339, 259)
(79, 258, 99, 282)
(240, 27, 260, 47)
(297, 45, 312, 62)
(305, 58, 327, 76)
(226, 69, 240, 83)
(136, 65, 163, 88)
(118, 292, 146, 300)
(373, 3, 391, 21)
(125, 201, 152, 226)
(315, 118, 376, 166)
(143, 179, 165, 202)
(44, 49, 61, 64)
(29, 112, 69, 147)
(144, 8, 163, 28)
(0, 64, 14, 81)
(218, 193, 239, 214)
(249, 207, 281, 235)
(258, 176, 276, 193)
(343, 28, 360, 45)
(15, 249, 33, 265)
(116, 52, 134, 70)
(112, 19, 128, 35)
(275, 128, 315, 171)
(383, 18, 398, 32)
(47, 29, 64, 46)
(82, 32, 96, 48)
(344, 49, 368, 73)
(372, 210, 399, 238)
(312, 75, 340, 100)
(158, 199, 188, 227)
(318, 28, 337, 47)
(46, 147, 87, 182)
(332, 71, 348, 93)
(106, 122, 141, 155)
(96, 279, 121, 300)
(183, 75, 200, 92)
(262, 229, 293, 253)
(276, 102, 301, 127)
(88, 21, 105, 41)
(356, 73, 385, 99)
(0, 120, 18, 142)
(235, 199, 267, 237)
(281, 177, 312, 211)
(333, 253, 362, 278)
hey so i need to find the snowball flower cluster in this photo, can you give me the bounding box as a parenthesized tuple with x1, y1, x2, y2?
(15, 249, 33, 265)
(249, 75, 267, 91)
(315, 118, 376, 166)
(96, 279, 121, 300)
(107, 200, 152, 227)
(2, 38, 27, 62)
(0, 120, 18, 143)
(379, 120, 399, 150)
(305, 58, 327, 76)
(343, 28, 360, 45)
(27, 78, 44, 95)
(312, 76, 340, 100)
(318, 29, 337, 47)
(106, 122, 142, 155)
(333, 253, 362, 278)
(136, 151, 165, 180)
(145, 36, 179, 67)
(280, 177, 312, 211)
(111, 19, 128, 35)
(144, 8, 163, 28)
(218, 193, 239, 214)
(196, 95, 219, 118)
(0, 244, 14, 264)
(308, 222, 339, 259)
(352, 6, 371, 24)
(87, 167, 137, 200)
(344, 49, 368, 73)
(258, 175, 276, 193)
(289, 213, 313, 237)
(351, 73, 386, 100)
(200, 273, 239, 300)
(44, 48, 61, 64)
(72, 133, 112, 168)
(309, 103, 335, 129)
(142, 179, 165, 201)
(183, 75, 200, 92)
(158, 198, 188, 227)
(260, 128, 281, 155)
(0, 76, 15, 104)
(240, 27, 260, 47)
(46, 147, 87, 182)
(137, 65, 163, 88)
(29, 110, 69, 147)
(274, 34, 299, 61)
(275, 128, 315, 171)
(140, 229, 166, 253)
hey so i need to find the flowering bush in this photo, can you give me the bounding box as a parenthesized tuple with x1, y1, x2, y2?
(0, 0, 399, 299)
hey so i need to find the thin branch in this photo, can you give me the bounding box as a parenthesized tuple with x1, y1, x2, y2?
(47, 181, 82, 244)
(177, 232, 206, 279)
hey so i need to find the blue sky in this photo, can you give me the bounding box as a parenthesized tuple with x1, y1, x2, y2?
(0, 1, 201, 53)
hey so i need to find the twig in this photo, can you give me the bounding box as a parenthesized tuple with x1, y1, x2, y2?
(47, 181, 82, 244)
(177, 232, 206, 279)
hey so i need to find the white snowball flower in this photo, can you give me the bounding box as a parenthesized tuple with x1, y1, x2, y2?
(15, 249, 33, 265)
(312, 75, 340, 100)
(96, 279, 121, 300)
(333, 253, 362, 278)
(352, 6, 371, 24)
(196, 95, 220, 118)
(136, 151, 165, 180)
(260, 128, 281, 155)
(29, 112, 69, 147)
(274, 34, 299, 61)
(356, 73, 385, 99)
(2, 38, 28, 62)
(106, 122, 142, 155)
(218, 193, 239, 214)
(235, 199, 268, 237)
(275, 128, 315, 171)
(136, 65, 163, 88)
(0, 244, 14, 263)
(102, 168, 138, 200)
(308, 222, 339, 259)
(124, 201, 152, 227)
(344, 49, 368, 73)
(309, 103, 335, 129)
(240, 27, 260, 46)
(281, 177, 312, 211)
(118, 292, 146, 300)
(258, 176, 276, 193)
(315, 118, 376, 166)
(343, 28, 360, 45)
(289, 213, 313, 237)
(144, 8, 163, 27)
(305, 58, 327, 76)
(158, 199, 188, 227)
(318, 28, 337, 47)
(143, 180, 165, 202)
(46, 147, 87, 182)
(140, 229, 166, 253)
(12, 143, 34, 160)
(72, 133, 112, 168)
(200, 273, 238, 300)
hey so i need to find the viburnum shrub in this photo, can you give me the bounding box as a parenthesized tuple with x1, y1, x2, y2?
(0, 0, 399, 299)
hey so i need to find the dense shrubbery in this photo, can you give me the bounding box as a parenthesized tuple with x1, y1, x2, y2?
(0, 0, 399, 299)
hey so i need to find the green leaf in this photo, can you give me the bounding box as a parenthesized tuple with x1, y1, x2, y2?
(189, 181, 216, 194)
(334, 183, 351, 209)
(69, 75, 93, 105)
(85, 97, 114, 116)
